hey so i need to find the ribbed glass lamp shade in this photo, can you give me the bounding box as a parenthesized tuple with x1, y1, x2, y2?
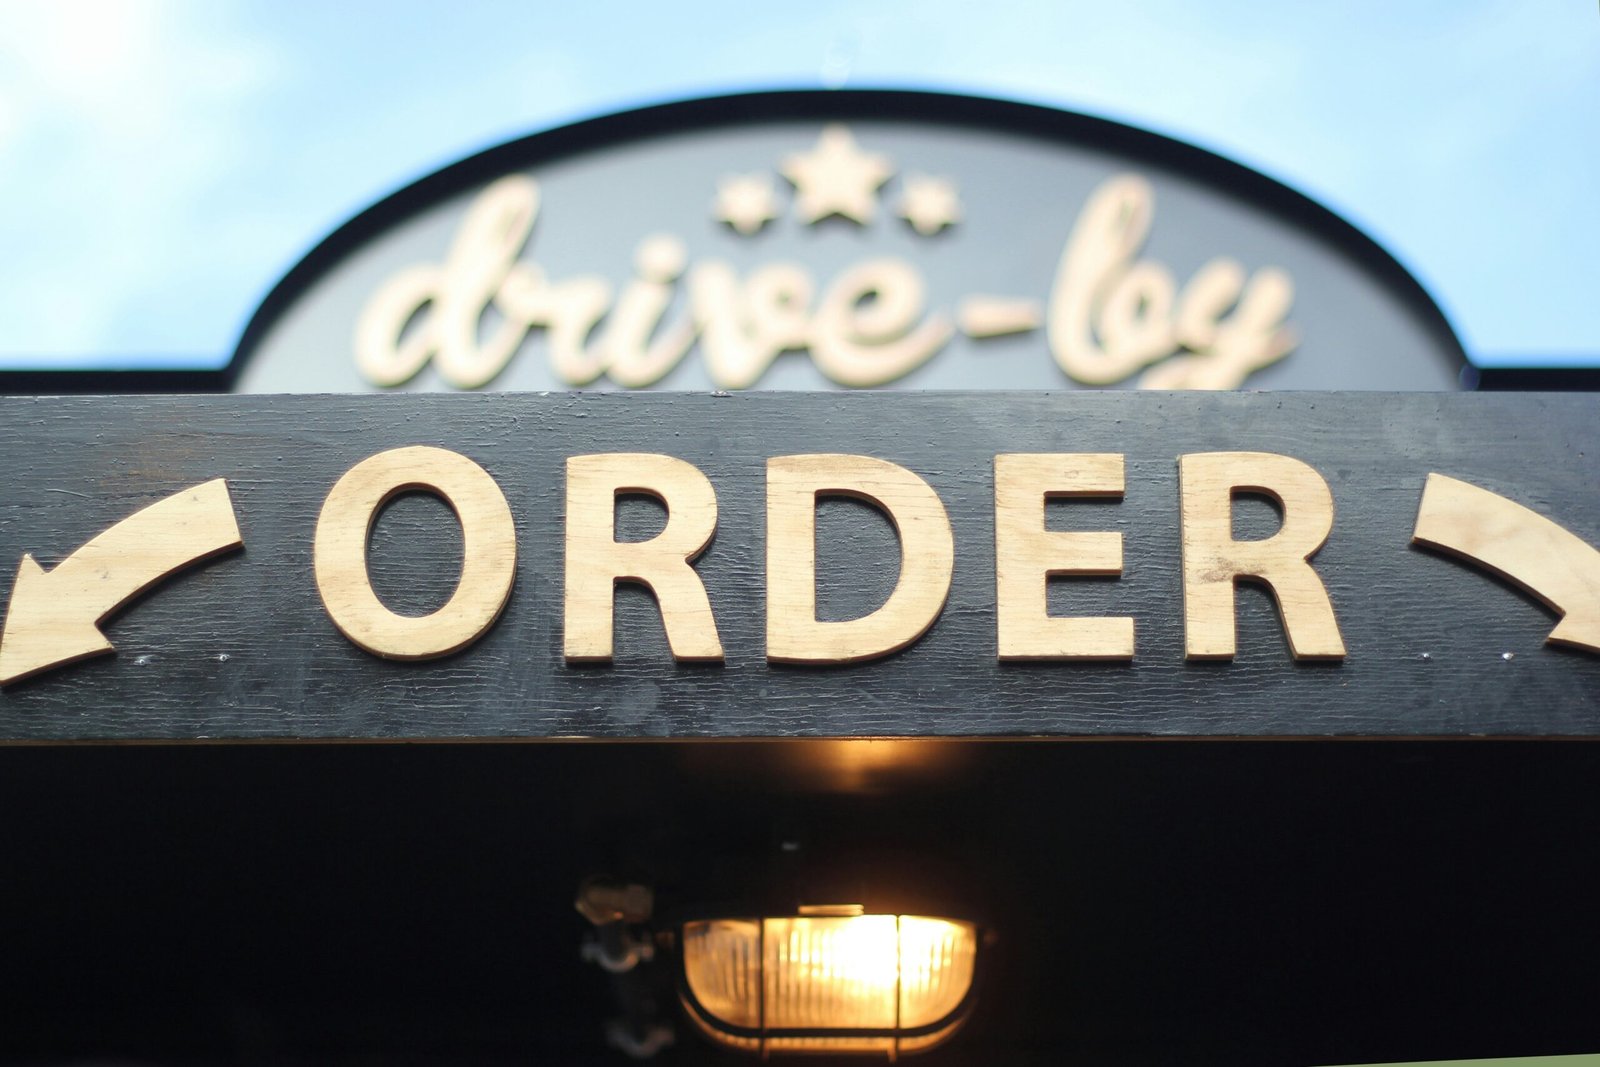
(680, 914, 977, 1057)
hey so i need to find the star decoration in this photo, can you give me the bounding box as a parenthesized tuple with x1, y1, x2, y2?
(714, 172, 779, 235)
(898, 173, 961, 235)
(780, 124, 893, 225)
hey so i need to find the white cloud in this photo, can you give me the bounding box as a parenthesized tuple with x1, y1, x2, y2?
(0, 0, 279, 357)
(0, 0, 1591, 361)
(746, 0, 1599, 354)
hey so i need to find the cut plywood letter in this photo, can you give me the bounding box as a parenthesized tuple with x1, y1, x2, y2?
(995, 453, 1133, 661)
(1180, 452, 1345, 661)
(768, 454, 953, 664)
(564, 453, 723, 663)
(314, 446, 515, 660)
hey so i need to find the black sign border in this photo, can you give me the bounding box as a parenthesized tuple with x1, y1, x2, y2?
(1, 88, 1496, 395)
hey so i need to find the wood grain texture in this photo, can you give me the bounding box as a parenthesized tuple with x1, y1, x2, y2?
(564, 452, 723, 663)
(1179, 451, 1345, 660)
(994, 453, 1132, 661)
(0, 392, 1596, 740)
(313, 445, 515, 660)
(0, 479, 242, 685)
(766, 454, 954, 665)
(1413, 471, 1600, 654)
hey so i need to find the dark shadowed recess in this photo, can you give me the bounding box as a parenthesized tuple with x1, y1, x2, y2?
(0, 738, 1595, 1066)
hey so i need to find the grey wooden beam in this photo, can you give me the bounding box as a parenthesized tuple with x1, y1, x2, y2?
(0, 392, 1595, 741)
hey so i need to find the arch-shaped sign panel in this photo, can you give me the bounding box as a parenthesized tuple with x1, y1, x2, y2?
(234, 91, 1467, 393)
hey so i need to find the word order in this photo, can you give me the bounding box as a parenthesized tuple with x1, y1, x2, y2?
(313, 446, 1345, 665)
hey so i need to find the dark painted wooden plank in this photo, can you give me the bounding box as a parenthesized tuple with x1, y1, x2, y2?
(0, 391, 1595, 740)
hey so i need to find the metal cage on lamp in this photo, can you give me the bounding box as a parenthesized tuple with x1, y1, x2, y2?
(676, 906, 981, 1058)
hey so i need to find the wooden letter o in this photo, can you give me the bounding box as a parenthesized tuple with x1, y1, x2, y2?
(314, 446, 516, 659)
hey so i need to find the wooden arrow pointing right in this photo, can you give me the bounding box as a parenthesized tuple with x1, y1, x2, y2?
(0, 479, 243, 685)
(1412, 472, 1600, 655)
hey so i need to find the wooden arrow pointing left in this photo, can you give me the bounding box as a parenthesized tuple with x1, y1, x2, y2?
(0, 479, 243, 685)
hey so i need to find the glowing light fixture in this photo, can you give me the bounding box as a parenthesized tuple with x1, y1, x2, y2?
(679, 906, 978, 1057)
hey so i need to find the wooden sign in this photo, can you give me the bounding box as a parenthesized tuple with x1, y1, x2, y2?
(0, 392, 1595, 741)
(225, 91, 1468, 395)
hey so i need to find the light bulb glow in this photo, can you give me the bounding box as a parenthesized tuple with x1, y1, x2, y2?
(681, 913, 977, 1057)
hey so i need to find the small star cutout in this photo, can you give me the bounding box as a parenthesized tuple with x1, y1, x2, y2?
(899, 174, 961, 235)
(781, 124, 893, 225)
(714, 172, 779, 235)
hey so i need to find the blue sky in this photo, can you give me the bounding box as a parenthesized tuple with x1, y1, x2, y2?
(0, 0, 1594, 370)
